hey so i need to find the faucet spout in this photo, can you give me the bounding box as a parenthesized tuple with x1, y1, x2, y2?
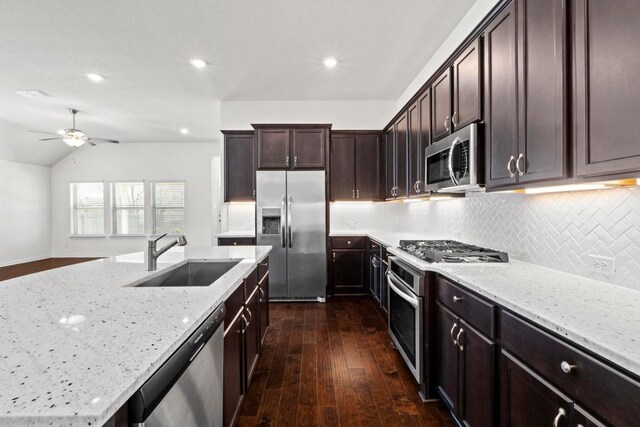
(146, 234, 188, 271)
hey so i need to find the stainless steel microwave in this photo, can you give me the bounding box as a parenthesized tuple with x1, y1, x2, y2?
(424, 123, 483, 193)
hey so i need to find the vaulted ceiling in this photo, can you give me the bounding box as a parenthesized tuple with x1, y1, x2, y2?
(0, 0, 476, 165)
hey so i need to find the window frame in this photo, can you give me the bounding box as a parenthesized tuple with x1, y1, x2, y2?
(69, 181, 106, 238)
(110, 181, 146, 237)
(150, 180, 186, 236)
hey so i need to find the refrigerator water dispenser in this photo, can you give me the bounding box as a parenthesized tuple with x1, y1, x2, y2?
(261, 208, 281, 234)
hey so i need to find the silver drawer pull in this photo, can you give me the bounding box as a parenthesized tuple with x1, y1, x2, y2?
(450, 323, 458, 345)
(453, 296, 463, 303)
(553, 408, 566, 427)
(560, 361, 577, 374)
(455, 328, 464, 351)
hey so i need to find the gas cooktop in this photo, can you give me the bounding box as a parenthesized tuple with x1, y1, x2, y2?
(398, 240, 509, 263)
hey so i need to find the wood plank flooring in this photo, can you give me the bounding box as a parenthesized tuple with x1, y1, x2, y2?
(238, 297, 456, 427)
(0, 258, 100, 282)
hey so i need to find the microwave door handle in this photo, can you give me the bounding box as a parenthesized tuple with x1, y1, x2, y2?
(386, 272, 419, 307)
(281, 196, 286, 248)
(447, 137, 462, 186)
(287, 196, 292, 248)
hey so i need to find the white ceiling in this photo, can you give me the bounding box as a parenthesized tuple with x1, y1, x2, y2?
(0, 0, 476, 166)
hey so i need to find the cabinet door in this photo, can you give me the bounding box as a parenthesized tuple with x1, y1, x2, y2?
(432, 68, 453, 141)
(331, 250, 365, 294)
(574, 0, 640, 178)
(258, 272, 269, 346)
(384, 127, 396, 199)
(453, 38, 482, 131)
(292, 128, 326, 169)
(500, 351, 573, 427)
(517, 0, 568, 184)
(330, 134, 356, 201)
(437, 303, 460, 413)
(223, 310, 244, 427)
(484, 1, 519, 188)
(459, 319, 496, 427)
(418, 89, 432, 194)
(257, 129, 290, 169)
(224, 132, 255, 202)
(355, 134, 381, 200)
(395, 113, 409, 198)
(408, 100, 421, 196)
(245, 288, 260, 387)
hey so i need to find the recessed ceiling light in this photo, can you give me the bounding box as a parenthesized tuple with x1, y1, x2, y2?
(180, 128, 189, 135)
(190, 58, 207, 69)
(323, 57, 338, 68)
(86, 73, 104, 82)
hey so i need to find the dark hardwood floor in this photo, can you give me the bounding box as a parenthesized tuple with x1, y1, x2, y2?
(0, 258, 100, 282)
(238, 297, 455, 427)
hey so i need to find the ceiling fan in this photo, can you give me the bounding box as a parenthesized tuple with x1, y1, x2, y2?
(29, 108, 119, 147)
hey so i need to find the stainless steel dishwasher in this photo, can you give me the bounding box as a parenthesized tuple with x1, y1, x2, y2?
(128, 303, 225, 427)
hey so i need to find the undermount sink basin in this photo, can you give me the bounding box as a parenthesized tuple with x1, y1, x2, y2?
(134, 261, 239, 287)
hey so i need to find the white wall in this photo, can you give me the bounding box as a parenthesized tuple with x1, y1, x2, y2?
(397, 0, 502, 108)
(50, 142, 219, 257)
(0, 159, 51, 266)
(220, 100, 397, 130)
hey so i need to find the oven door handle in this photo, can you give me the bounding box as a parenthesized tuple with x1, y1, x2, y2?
(387, 272, 419, 307)
(447, 136, 462, 186)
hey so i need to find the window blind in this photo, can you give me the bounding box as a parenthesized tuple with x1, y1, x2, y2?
(112, 182, 144, 235)
(70, 182, 105, 235)
(152, 182, 185, 234)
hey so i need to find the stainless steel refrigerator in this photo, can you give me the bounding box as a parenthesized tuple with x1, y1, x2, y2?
(256, 171, 326, 301)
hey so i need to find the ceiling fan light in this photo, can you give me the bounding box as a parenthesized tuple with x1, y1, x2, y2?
(63, 136, 86, 147)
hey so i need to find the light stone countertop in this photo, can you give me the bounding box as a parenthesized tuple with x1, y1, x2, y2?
(215, 231, 256, 238)
(331, 229, 640, 379)
(0, 245, 270, 427)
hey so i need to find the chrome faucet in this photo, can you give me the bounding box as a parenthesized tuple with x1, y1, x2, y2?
(147, 233, 187, 271)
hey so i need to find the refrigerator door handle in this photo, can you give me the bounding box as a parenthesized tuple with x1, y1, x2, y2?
(281, 196, 286, 248)
(287, 195, 292, 248)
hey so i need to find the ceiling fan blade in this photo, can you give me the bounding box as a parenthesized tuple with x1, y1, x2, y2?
(88, 137, 120, 144)
(29, 130, 59, 135)
(88, 141, 97, 146)
(39, 137, 63, 141)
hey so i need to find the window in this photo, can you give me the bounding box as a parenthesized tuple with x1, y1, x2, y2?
(70, 182, 105, 235)
(152, 181, 185, 234)
(111, 182, 145, 235)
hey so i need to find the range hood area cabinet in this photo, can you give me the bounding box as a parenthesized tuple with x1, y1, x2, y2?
(222, 130, 256, 202)
(329, 131, 382, 201)
(253, 124, 330, 170)
(484, 0, 568, 190)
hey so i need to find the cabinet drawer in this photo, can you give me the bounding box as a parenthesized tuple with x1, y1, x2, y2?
(225, 283, 245, 327)
(437, 275, 496, 338)
(331, 236, 366, 249)
(218, 237, 256, 246)
(368, 238, 381, 252)
(501, 310, 640, 427)
(258, 257, 269, 282)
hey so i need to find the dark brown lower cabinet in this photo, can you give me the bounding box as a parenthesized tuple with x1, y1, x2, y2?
(223, 309, 244, 427)
(574, 405, 607, 427)
(244, 286, 260, 386)
(258, 271, 269, 345)
(437, 303, 495, 427)
(330, 249, 366, 295)
(500, 351, 573, 427)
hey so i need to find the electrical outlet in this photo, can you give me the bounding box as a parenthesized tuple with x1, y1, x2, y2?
(588, 254, 615, 276)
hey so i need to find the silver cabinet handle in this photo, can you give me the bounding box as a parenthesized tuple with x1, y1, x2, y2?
(553, 408, 566, 427)
(352, 189, 356, 199)
(240, 314, 248, 333)
(455, 328, 464, 351)
(245, 306, 252, 326)
(444, 116, 450, 131)
(332, 252, 336, 262)
(281, 196, 286, 248)
(285, 155, 289, 167)
(450, 322, 458, 345)
(560, 361, 577, 374)
(417, 180, 422, 193)
(452, 112, 458, 127)
(453, 296, 463, 303)
(516, 153, 525, 176)
(356, 189, 359, 199)
(507, 155, 516, 178)
(287, 195, 292, 248)
(258, 286, 265, 301)
(294, 156, 298, 167)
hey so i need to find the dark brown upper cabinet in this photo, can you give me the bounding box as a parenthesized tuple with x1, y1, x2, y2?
(453, 38, 483, 131)
(384, 113, 409, 200)
(330, 132, 381, 201)
(408, 89, 432, 197)
(254, 124, 330, 170)
(432, 69, 453, 141)
(573, 0, 640, 179)
(223, 131, 255, 202)
(256, 128, 290, 169)
(384, 127, 395, 199)
(292, 128, 326, 169)
(485, 0, 568, 190)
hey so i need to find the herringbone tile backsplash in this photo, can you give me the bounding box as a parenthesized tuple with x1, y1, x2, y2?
(331, 187, 640, 291)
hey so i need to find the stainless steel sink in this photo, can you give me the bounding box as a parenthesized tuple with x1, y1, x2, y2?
(134, 261, 239, 287)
